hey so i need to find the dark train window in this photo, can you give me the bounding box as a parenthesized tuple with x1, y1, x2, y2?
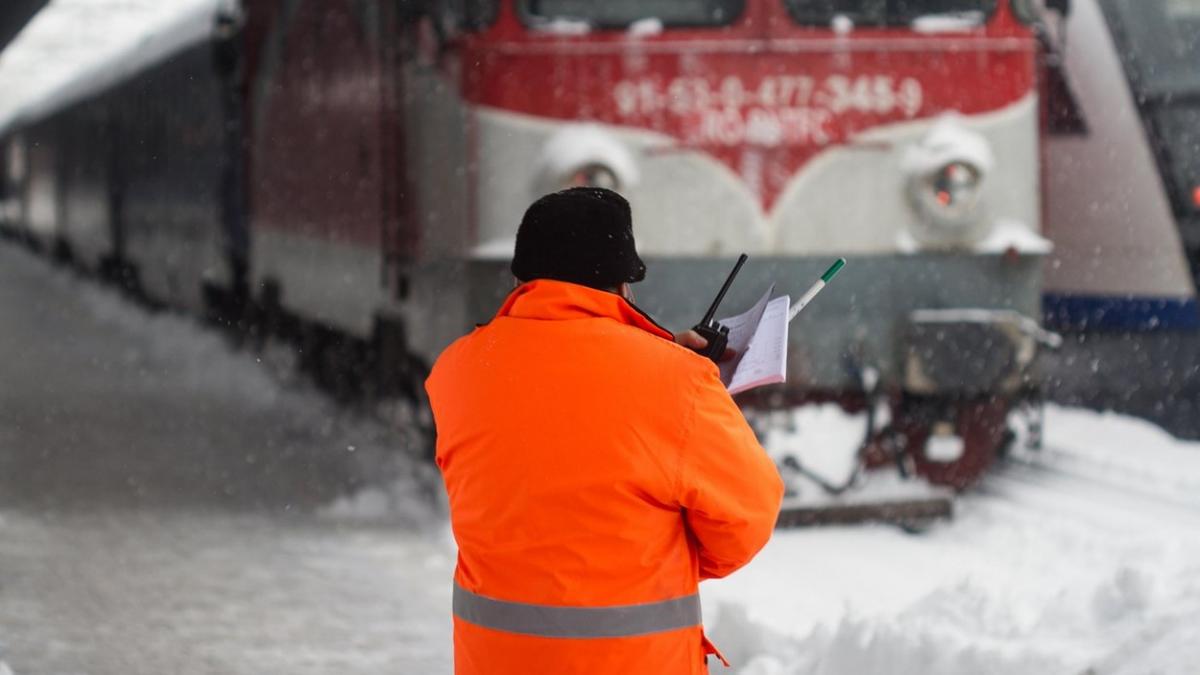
(1100, 0, 1200, 216)
(784, 0, 997, 26)
(465, 0, 499, 28)
(523, 0, 745, 28)
(436, 0, 499, 31)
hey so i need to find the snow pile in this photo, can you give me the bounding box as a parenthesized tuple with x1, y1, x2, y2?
(628, 17, 664, 37)
(318, 462, 445, 526)
(762, 405, 952, 506)
(1024, 406, 1200, 507)
(974, 219, 1055, 255)
(534, 124, 640, 195)
(8, 246, 437, 519)
(708, 597, 1071, 675)
(703, 404, 1200, 674)
(900, 115, 995, 177)
(75, 285, 437, 519)
(0, 509, 455, 674)
(529, 18, 591, 36)
(71, 277, 285, 406)
(761, 405, 865, 483)
(894, 228, 923, 254)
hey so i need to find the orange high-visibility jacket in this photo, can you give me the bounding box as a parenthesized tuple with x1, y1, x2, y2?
(426, 279, 784, 674)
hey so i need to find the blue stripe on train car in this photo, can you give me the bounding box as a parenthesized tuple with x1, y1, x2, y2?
(1043, 294, 1200, 331)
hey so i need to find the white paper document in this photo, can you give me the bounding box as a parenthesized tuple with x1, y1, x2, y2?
(716, 286, 790, 395)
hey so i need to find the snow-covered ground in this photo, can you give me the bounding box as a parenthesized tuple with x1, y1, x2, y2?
(0, 511, 455, 675)
(0, 244, 451, 674)
(0, 244, 433, 512)
(1, 244, 1198, 674)
(703, 405, 1200, 675)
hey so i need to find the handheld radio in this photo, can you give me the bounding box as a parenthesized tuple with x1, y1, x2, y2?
(690, 254, 748, 363)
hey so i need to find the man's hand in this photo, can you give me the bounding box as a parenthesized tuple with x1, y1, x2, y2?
(674, 330, 736, 362)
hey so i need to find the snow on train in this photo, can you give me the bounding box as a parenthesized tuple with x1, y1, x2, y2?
(2, 0, 1193, 503)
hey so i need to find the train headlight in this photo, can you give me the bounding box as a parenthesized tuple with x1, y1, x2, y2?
(916, 160, 984, 220)
(902, 118, 995, 247)
(564, 162, 620, 191)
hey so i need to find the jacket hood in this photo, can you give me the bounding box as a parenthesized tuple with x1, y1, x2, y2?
(493, 279, 674, 341)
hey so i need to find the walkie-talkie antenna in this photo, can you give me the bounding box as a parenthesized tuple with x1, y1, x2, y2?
(700, 254, 749, 326)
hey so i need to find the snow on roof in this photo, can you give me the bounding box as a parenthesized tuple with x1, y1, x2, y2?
(0, 0, 222, 135)
(627, 17, 663, 37)
(911, 11, 986, 34)
(900, 113, 996, 177)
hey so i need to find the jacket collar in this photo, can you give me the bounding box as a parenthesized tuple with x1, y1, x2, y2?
(493, 280, 675, 341)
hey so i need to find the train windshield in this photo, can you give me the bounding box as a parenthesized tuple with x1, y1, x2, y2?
(523, 0, 745, 27)
(1101, 0, 1200, 216)
(783, 0, 997, 26)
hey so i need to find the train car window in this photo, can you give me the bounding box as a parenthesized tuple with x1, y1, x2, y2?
(523, 0, 745, 28)
(1100, 0, 1200, 217)
(783, 0, 997, 27)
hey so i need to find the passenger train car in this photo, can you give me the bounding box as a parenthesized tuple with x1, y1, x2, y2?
(7, 0, 1191, 490)
(1043, 0, 1199, 330)
(1038, 0, 1200, 434)
(1, 3, 237, 311)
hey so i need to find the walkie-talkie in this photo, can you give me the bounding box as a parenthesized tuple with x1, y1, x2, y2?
(690, 253, 748, 363)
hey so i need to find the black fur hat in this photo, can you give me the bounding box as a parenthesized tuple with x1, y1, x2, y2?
(511, 187, 647, 289)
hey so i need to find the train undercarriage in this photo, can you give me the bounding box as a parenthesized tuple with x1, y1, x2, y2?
(8, 222, 1061, 530)
(0, 217, 1062, 532)
(761, 391, 1047, 530)
(740, 303, 1060, 530)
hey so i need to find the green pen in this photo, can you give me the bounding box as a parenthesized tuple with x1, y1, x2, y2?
(787, 258, 846, 322)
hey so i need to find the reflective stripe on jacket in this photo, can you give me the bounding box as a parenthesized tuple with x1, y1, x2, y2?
(426, 279, 785, 674)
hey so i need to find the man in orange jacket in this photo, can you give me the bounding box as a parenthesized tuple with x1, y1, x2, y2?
(426, 187, 784, 674)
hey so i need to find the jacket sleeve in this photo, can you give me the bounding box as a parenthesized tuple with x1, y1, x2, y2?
(678, 367, 785, 580)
